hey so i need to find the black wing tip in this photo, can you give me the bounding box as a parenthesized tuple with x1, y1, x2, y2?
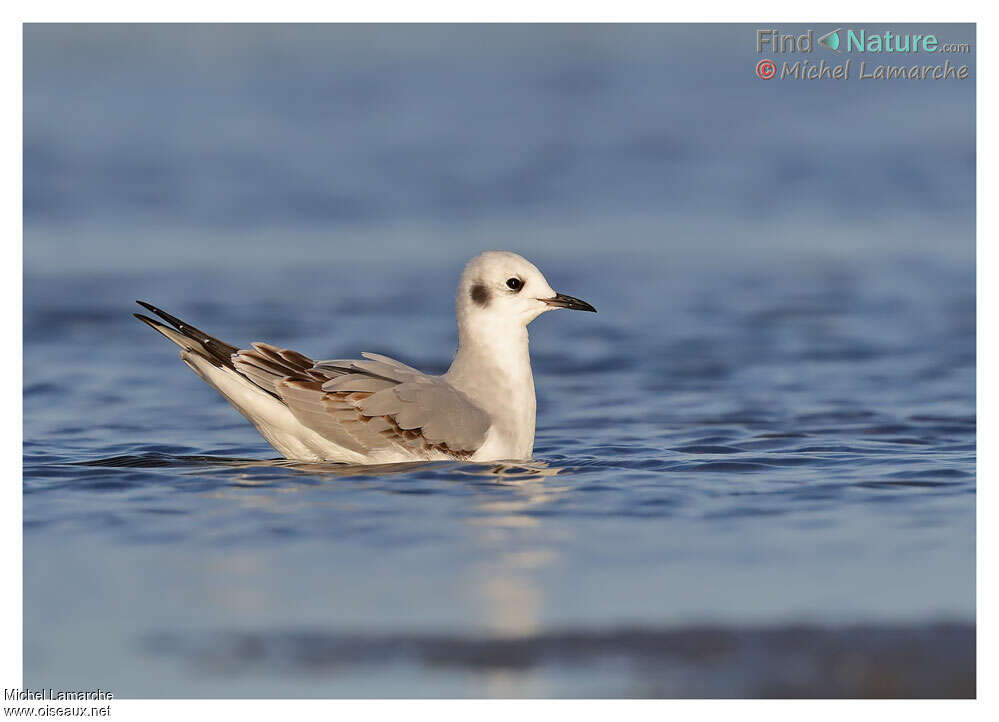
(135, 299, 188, 336)
(133, 300, 240, 369)
(133, 312, 161, 327)
(135, 300, 161, 316)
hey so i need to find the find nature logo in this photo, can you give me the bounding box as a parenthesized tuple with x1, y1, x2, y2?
(754, 27, 970, 81)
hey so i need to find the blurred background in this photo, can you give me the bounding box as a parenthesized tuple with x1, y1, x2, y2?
(24, 23, 975, 271)
(23, 24, 975, 697)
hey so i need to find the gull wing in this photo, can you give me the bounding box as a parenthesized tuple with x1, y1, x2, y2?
(234, 344, 490, 459)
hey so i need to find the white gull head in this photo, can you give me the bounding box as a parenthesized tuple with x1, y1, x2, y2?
(456, 250, 596, 327)
(445, 250, 595, 460)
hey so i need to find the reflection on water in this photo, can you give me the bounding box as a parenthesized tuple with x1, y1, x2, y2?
(81, 453, 567, 637)
(464, 470, 568, 637)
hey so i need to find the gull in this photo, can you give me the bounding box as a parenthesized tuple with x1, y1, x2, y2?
(135, 250, 595, 463)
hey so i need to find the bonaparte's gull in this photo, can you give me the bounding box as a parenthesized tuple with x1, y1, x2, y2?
(135, 251, 595, 463)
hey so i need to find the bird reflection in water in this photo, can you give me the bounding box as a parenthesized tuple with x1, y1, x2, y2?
(84, 451, 570, 691)
(204, 456, 570, 645)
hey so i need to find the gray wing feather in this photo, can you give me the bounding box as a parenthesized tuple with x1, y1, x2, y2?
(352, 388, 401, 416)
(355, 377, 490, 449)
(359, 352, 424, 376)
(401, 381, 490, 448)
(315, 358, 416, 382)
(280, 380, 443, 456)
(322, 375, 397, 393)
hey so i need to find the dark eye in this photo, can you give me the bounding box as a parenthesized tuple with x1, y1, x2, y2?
(506, 277, 523, 291)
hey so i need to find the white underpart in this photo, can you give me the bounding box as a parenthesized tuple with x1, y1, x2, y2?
(181, 352, 345, 462)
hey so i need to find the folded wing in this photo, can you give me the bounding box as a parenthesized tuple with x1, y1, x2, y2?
(233, 345, 490, 459)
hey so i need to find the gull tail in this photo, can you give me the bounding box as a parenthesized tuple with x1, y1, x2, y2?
(134, 301, 335, 461)
(134, 300, 241, 371)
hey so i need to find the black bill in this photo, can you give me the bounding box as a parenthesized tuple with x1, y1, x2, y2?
(542, 292, 597, 313)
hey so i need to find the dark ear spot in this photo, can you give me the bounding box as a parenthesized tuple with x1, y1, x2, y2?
(470, 283, 490, 308)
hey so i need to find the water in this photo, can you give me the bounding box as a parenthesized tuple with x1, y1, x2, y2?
(22, 24, 975, 697)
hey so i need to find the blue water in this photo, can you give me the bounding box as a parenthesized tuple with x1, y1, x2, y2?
(22, 24, 975, 697)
